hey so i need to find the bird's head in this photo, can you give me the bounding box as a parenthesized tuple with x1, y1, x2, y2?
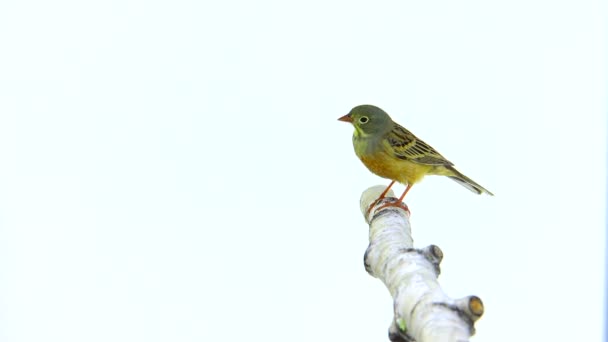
(338, 105, 393, 137)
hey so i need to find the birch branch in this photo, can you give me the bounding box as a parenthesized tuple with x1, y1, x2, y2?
(360, 185, 484, 342)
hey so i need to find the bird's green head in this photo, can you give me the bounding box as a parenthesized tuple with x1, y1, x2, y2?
(338, 105, 393, 137)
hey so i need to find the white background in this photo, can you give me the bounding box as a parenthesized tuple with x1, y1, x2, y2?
(0, 1, 606, 341)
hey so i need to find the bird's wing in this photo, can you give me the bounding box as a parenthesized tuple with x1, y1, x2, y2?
(385, 124, 454, 166)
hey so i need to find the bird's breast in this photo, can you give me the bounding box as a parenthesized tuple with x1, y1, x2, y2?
(356, 148, 433, 185)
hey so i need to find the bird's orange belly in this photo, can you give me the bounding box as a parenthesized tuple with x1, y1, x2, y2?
(359, 152, 432, 185)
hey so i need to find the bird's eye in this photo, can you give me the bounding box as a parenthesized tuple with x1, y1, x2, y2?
(359, 116, 369, 124)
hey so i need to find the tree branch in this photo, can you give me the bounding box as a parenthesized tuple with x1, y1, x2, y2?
(360, 186, 484, 342)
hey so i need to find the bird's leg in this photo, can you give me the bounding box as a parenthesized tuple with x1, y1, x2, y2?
(374, 183, 412, 213)
(397, 183, 413, 203)
(378, 180, 396, 199)
(366, 180, 396, 216)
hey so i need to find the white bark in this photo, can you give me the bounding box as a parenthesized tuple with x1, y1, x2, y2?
(361, 186, 484, 342)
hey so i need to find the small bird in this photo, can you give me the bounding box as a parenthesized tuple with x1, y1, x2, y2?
(339, 104, 493, 210)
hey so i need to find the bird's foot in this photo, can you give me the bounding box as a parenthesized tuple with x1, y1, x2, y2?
(365, 197, 384, 217)
(365, 180, 397, 217)
(366, 197, 410, 217)
(374, 200, 410, 214)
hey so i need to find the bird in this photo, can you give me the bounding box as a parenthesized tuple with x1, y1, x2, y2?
(338, 104, 493, 211)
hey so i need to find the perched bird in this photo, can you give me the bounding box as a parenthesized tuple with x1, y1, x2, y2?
(339, 104, 493, 210)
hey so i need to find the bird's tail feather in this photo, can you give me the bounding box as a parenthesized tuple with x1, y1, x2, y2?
(445, 166, 494, 196)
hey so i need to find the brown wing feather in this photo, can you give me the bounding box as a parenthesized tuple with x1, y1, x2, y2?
(386, 124, 453, 166)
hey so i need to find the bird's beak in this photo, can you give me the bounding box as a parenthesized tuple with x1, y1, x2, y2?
(337, 114, 353, 123)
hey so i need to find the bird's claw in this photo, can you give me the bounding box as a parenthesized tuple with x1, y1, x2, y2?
(365, 197, 383, 217)
(375, 201, 409, 213)
(366, 198, 410, 218)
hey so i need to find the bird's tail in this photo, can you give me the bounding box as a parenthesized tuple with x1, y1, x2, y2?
(445, 165, 494, 196)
